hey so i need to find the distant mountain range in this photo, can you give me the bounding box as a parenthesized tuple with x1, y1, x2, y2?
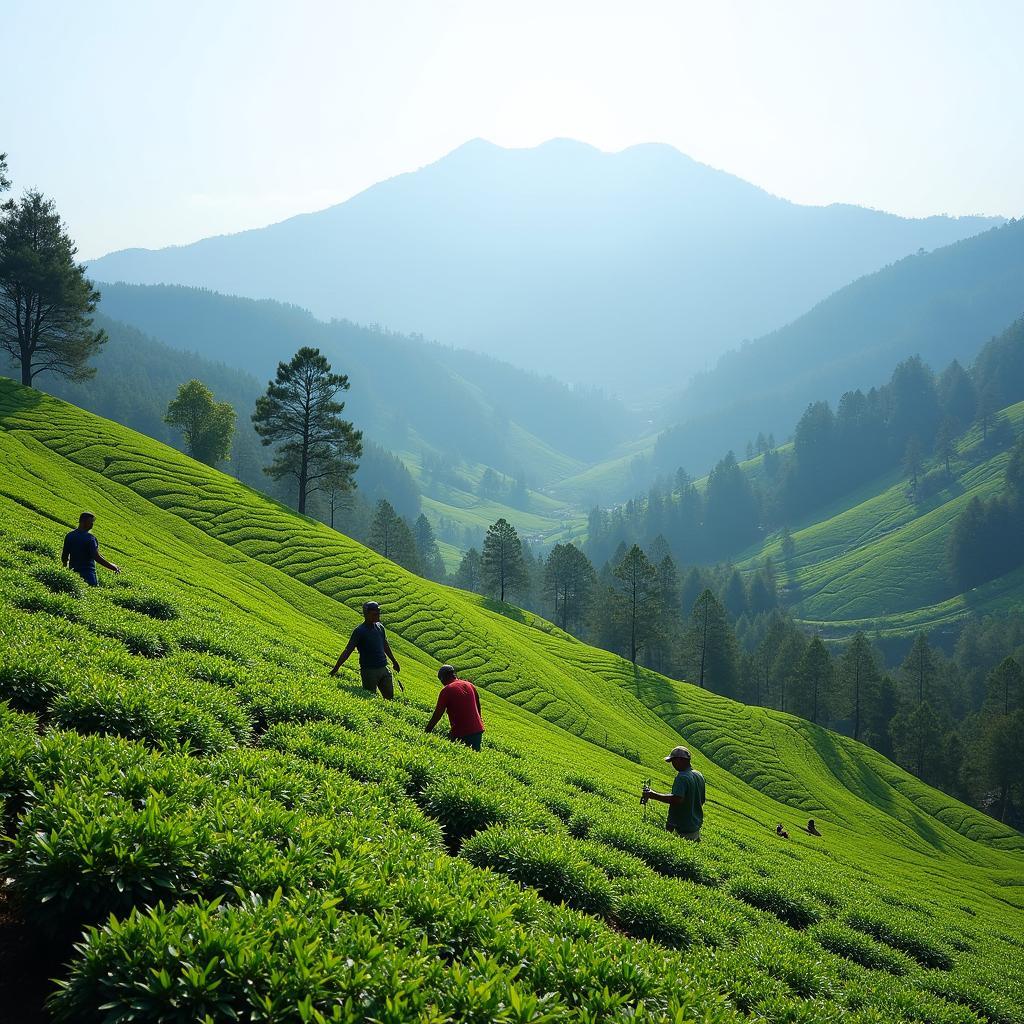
(87, 139, 1001, 398)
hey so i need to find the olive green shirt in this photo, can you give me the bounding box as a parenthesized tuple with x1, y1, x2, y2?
(667, 768, 705, 834)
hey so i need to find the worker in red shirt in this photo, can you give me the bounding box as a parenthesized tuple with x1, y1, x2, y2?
(425, 664, 485, 750)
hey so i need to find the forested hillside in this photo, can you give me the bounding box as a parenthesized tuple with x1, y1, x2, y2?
(87, 139, 1000, 395)
(656, 219, 1024, 474)
(1, 380, 1022, 1022)
(596, 316, 1024, 581)
(95, 282, 635, 472)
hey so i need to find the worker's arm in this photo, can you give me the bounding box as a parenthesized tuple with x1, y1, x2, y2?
(95, 545, 120, 573)
(329, 637, 356, 676)
(61, 539, 71, 568)
(425, 692, 446, 734)
(382, 636, 400, 673)
(475, 687, 481, 713)
(643, 789, 681, 806)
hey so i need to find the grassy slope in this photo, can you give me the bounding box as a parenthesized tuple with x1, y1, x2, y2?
(738, 402, 1024, 637)
(2, 378, 1023, 1020)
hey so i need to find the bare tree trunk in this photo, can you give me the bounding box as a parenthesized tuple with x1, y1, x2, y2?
(698, 595, 709, 689)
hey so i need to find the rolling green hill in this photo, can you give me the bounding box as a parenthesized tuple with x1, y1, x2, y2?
(738, 401, 1024, 639)
(1, 378, 1022, 1022)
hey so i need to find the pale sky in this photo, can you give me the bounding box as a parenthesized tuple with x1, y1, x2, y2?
(3, 0, 1021, 258)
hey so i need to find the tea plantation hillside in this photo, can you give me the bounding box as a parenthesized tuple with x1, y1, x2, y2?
(737, 400, 1024, 640)
(1, 379, 1023, 1023)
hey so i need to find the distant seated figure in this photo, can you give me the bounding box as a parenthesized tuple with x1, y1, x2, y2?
(62, 512, 120, 586)
(806, 819, 822, 836)
(776, 823, 789, 839)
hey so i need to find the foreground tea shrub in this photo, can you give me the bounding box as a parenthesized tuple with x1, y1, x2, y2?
(812, 921, 913, 974)
(32, 565, 83, 597)
(590, 818, 720, 885)
(463, 825, 616, 916)
(729, 877, 820, 930)
(111, 592, 180, 621)
(846, 909, 954, 969)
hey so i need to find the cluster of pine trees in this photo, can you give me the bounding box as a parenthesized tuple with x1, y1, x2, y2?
(590, 318, 1024, 572)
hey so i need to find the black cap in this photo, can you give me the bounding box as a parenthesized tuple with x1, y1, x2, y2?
(362, 601, 380, 613)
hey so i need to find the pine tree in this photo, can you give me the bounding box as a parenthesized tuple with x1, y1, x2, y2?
(369, 500, 402, 560)
(934, 417, 957, 476)
(903, 436, 923, 493)
(413, 514, 446, 581)
(901, 634, 938, 705)
(455, 547, 482, 593)
(251, 347, 362, 515)
(890, 701, 944, 782)
(985, 657, 1024, 716)
(0, 189, 107, 386)
(795, 636, 833, 725)
(683, 589, 739, 695)
(543, 543, 596, 634)
(840, 632, 879, 742)
(613, 545, 658, 664)
(978, 711, 1024, 822)
(481, 518, 527, 603)
(723, 569, 747, 620)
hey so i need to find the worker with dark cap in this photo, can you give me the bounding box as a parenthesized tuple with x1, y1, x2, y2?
(641, 745, 706, 841)
(329, 601, 401, 699)
(425, 665, 485, 750)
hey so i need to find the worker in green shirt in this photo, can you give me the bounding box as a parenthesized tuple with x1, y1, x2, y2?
(641, 745, 706, 842)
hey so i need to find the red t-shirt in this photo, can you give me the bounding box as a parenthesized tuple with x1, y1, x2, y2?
(433, 678, 484, 738)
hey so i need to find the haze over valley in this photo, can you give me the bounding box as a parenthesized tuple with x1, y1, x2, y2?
(87, 139, 1002, 398)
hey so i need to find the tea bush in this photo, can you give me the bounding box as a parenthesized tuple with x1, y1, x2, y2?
(463, 826, 617, 916)
(32, 564, 83, 597)
(811, 921, 913, 974)
(846, 909, 954, 969)
(14, 586, 80, 618)
(111, 592, 179, 621)
(729, 876, 821, 930)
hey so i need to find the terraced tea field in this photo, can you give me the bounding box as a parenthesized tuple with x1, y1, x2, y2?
(1, 378, 1022, 1023)
(738, 401, 1024, 639)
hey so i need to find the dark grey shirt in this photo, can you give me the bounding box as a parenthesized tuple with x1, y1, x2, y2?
(349, 622, 388, 668)
(62, 529, 98, 572)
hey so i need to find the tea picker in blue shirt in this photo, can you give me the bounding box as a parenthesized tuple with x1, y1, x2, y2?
(61, 512, 121, 586)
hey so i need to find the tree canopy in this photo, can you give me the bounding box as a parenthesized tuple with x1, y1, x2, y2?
(164, 379, 236, 466)
(0, 188, 106, 386)
(481, 518, 527, 603)
(251, 347, 362, 514)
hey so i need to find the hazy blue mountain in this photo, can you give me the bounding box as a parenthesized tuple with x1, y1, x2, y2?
(87, 139, 1000, 397)
(655, 219, 1024, 474)
(93, 282, 635, 476)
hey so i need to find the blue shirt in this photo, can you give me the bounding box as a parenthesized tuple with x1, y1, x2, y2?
(349, 621, 388, 668)
(62, 529, 98, 572)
